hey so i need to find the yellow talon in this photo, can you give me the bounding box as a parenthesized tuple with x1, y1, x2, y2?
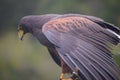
(60, 73, 73, 80)
(60, 73, 64, 80)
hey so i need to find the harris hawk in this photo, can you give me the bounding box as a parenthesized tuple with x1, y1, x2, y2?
(18, 14, 120, 80)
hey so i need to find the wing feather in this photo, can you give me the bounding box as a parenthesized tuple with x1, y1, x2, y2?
(42, 16, 120, 80)
(74, 38, 118, 80)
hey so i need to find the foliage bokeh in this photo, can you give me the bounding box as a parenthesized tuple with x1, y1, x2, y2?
(0, 0, 120, 80)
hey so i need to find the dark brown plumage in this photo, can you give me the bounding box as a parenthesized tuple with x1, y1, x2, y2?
(18, 14, 120, 80)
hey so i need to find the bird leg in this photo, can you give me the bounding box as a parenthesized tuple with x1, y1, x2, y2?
(60, 60, 79, 80)
(60, 59, 73, 80)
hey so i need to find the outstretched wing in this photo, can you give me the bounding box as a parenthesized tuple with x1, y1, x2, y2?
(42, 16, 120, 80)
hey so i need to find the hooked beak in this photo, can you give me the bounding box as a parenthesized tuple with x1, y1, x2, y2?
(18, 29, 24, 40)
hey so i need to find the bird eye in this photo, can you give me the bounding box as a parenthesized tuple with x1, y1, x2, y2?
(17, 26, 22, 31)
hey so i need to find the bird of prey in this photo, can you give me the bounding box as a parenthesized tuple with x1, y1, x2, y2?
(18, 14, 120, 80)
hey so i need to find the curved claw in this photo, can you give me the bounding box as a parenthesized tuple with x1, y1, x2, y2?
(60, 72, 79, 80)
(70, 72, 79, 80)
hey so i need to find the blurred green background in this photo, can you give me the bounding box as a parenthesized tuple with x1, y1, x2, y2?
(0, 0, 120, 80)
